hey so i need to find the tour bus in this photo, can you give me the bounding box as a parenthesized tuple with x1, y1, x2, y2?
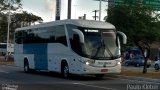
(14, 19, 127, 78)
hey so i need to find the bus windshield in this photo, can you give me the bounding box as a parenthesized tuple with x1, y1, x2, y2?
(80, 28, 120, 60)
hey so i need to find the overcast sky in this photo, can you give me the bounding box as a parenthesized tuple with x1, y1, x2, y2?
(21, 0, 108, 22)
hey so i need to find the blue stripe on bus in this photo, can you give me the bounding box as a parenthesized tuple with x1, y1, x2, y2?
(23, 44, 48, 70)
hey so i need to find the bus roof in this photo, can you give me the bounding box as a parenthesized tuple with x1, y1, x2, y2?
(15, 19, 115, 31)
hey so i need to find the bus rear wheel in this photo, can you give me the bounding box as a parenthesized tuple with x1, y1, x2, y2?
(24, 61, 30, 73)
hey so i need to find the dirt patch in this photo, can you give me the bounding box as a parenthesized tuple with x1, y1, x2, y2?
(0, 61, 14, 65)
(0, 56, 14, 65)
(121, 69, 160, 79)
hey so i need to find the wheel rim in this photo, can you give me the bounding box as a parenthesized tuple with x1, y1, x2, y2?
(24, 64, 28, 72)
(63, 65, 69, 78)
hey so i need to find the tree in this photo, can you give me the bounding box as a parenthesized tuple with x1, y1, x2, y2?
(9, 11, 43, 41)
(0, 0, 21, 12)
(0, 11, 43, 42)
(12, 11, 43, 27)
(0, 0, 43, 43)
(106, 0, 160, 46)
(106, 0, 160, 73)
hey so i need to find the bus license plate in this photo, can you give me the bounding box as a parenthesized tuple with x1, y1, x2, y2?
(101, 69, 108, 72)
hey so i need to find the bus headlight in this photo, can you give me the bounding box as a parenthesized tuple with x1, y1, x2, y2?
(78, 58, 95, 66)
(86, 61, 90, 65)
(116, 60, 121, 65)
(85, 60, 94, 66)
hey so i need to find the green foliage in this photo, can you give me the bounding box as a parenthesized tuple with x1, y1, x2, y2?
(106, 0, 160, 46)
(0, 0, 43, 43)
(13, 11, 43, 27)
(0, 0, 22, 12)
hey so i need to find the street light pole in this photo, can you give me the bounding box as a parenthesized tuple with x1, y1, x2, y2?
(68, 0, 72, 19)
(55, 0, 61, 20)
(7, 0, 11, 58)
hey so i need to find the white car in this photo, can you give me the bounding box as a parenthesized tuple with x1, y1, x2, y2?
(154, 59, 160, 71)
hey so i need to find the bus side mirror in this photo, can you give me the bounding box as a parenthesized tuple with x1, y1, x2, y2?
(117, 31, 127, 44)
(73, 29, 84, 43)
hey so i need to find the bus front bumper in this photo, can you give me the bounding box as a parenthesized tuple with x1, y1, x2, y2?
(80, 64, 121, 75)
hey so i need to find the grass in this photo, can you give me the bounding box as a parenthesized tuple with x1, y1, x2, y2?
(121, 69, 160, 79)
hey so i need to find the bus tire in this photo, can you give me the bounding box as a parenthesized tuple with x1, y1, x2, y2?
(24, 59, 30, 73)
(61, 61, 69, 78)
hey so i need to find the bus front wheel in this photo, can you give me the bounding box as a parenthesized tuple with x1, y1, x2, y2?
(61, 63, 69, 78)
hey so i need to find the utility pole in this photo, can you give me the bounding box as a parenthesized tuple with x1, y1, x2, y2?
(94, 0, 108, 21)
(68, 0, 72, 19)
(93, 10, 99, 20)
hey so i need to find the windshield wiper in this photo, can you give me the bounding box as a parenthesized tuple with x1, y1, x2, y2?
(94, 39, 115, 59)
(104, 43, 114, 59)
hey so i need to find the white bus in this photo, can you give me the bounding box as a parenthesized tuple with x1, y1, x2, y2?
(14, 19, 127, 78)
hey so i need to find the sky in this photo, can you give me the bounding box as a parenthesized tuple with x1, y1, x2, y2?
(21, 0, 108, 22)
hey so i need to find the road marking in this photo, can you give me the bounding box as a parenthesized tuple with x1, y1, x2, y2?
(73, 83, 118, 90)
(0, 71, 9, 74)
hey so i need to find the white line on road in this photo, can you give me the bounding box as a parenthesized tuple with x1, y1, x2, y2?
(0, 71, 9, 74)
(73, 83, 118, 90)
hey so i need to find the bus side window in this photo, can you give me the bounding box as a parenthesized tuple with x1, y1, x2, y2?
(55, 25, 67, 46)
(15, 31, 23, 44)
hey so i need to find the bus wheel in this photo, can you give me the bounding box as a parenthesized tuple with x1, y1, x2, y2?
(62, 64, 69, 78)
(24, 61, 30, 73)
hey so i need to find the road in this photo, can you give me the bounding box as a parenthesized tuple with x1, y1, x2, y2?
(0, 65, 159, 90)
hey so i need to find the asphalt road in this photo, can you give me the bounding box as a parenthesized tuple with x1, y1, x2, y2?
(0, 65, 160, 90)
